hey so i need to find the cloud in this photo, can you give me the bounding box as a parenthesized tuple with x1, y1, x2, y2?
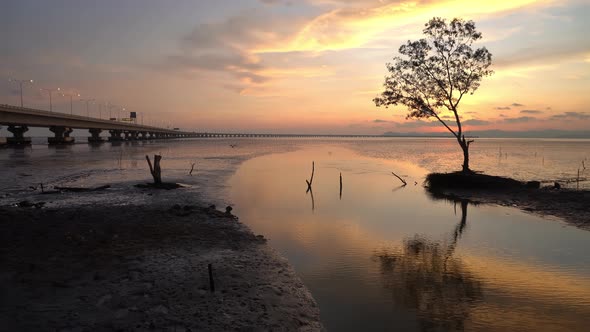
(396, 120, 441, 129)
(495, 106, 511, 110)
(164, 0, 560, 95)
(163, 10, 300, 90)
(504, 116, 537, 123)
(373, 119, 392, 123)
(495, 44, 590, 70)
(255, 0, 550, 53)
(520, 109, 543, 114)
(463, 119, 491, 125)
(550, 112, 590, 120)
(511, 103, 525, 107)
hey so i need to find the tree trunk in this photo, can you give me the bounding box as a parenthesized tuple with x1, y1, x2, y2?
(146, 154, 162, 185)
(460, 141, 470, 173)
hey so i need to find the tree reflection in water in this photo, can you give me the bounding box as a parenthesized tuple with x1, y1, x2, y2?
(373, 199, 483, 331)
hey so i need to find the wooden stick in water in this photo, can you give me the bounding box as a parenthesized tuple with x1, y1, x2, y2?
(306, 161, 315, 192)
(392, 172, 407, 186)
(189, 162, 196, 175)
(339, 172, 342, 199)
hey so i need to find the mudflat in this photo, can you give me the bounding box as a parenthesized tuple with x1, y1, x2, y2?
(0, 203, 322, 331)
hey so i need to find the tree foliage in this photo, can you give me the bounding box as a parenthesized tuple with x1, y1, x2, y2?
(374, 17, 493, 172)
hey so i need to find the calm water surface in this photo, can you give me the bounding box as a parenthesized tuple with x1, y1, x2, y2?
(229, 142, 590, 331)
(1, 138, 589, 331)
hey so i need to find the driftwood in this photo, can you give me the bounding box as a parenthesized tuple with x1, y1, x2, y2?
(53, 185, 111, 192)
(146, 154, 162, 184)
(189, 162, 196, 176)
(391, 172, 407, 186)
(306, 161, 315, 192)
(135, 182, 181, 190)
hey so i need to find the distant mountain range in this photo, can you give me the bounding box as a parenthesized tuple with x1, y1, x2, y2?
(383, 129, 590, 139)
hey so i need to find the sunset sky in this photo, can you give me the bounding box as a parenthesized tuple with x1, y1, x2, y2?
(1, 0, 589, 134)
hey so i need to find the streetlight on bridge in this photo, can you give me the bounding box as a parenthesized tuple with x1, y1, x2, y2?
(107, 103, 117, 120)
(61, 91, 81, 115)
(79, 99, 95, 117)
(40, 87, 60, 112)
(9, 78, 34, 107)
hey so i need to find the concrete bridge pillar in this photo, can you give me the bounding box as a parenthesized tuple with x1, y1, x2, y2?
(123, 131, 137, 140)
(48, 126, 75, 145)
(7, 125, 31, 146)
(0, 126, 6, 146)
(88, 128, 104, 143)
(139, 132, 147, 140)
(108, 130, 123, 142)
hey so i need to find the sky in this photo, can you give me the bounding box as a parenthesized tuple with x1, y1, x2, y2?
(1, 0, 589, 135)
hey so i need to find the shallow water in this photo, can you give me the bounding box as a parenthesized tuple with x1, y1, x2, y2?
(229, 144, 590, 332)
(1, 138, 589, 331)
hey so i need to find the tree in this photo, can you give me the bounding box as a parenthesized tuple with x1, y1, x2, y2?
(374, 17, 493, 173)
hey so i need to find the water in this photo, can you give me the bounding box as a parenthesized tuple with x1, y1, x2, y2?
(229, 144, 590, 331)
(1, 138, 589, 331)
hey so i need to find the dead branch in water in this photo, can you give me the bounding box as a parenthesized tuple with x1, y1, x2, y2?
(189, 162, 196, 176)
(146, 154, 162, 185)
(306, 161, 315, 192)
(339, 172, 343, 200)
(392, 172, 407, 186)
(308, 186, 315, 211)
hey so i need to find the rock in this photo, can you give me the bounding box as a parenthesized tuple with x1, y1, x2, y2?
(225, 206, 233, 214)
(208, 204, 216, 210)
(553, 182, 561, 189)
(525, 181, 541, 189)
(16, 200, 45, 208)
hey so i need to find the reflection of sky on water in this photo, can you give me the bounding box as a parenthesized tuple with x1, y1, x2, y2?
(230, 145, 590, 332)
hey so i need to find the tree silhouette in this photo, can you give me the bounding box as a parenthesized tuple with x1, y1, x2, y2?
(374, 17, 493, 173)
(373, 200, 482, 331)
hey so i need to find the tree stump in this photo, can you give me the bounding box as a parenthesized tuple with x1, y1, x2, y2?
(146, 155, 162, 185)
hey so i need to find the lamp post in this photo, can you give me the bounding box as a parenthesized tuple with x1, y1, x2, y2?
(40, 87, 60, 112)
(80, 99, 95, 117)
(97, 101, 106, 119)
(62, 92, 81, 115)
(9, 78, 34, 107)
(107, 103, 116, 120)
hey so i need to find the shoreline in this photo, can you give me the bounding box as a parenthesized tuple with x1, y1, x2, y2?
(0, 202, 322, 331)
(427, 187, 590, 231)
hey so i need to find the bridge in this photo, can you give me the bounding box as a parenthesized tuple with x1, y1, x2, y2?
(0, 104, 382, 146)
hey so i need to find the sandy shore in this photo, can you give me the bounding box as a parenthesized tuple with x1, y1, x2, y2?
(429, 187, 590, 231)
(0, 203, 322, 331)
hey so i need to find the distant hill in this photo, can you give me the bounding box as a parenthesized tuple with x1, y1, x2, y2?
(383, 129, 590, 139)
